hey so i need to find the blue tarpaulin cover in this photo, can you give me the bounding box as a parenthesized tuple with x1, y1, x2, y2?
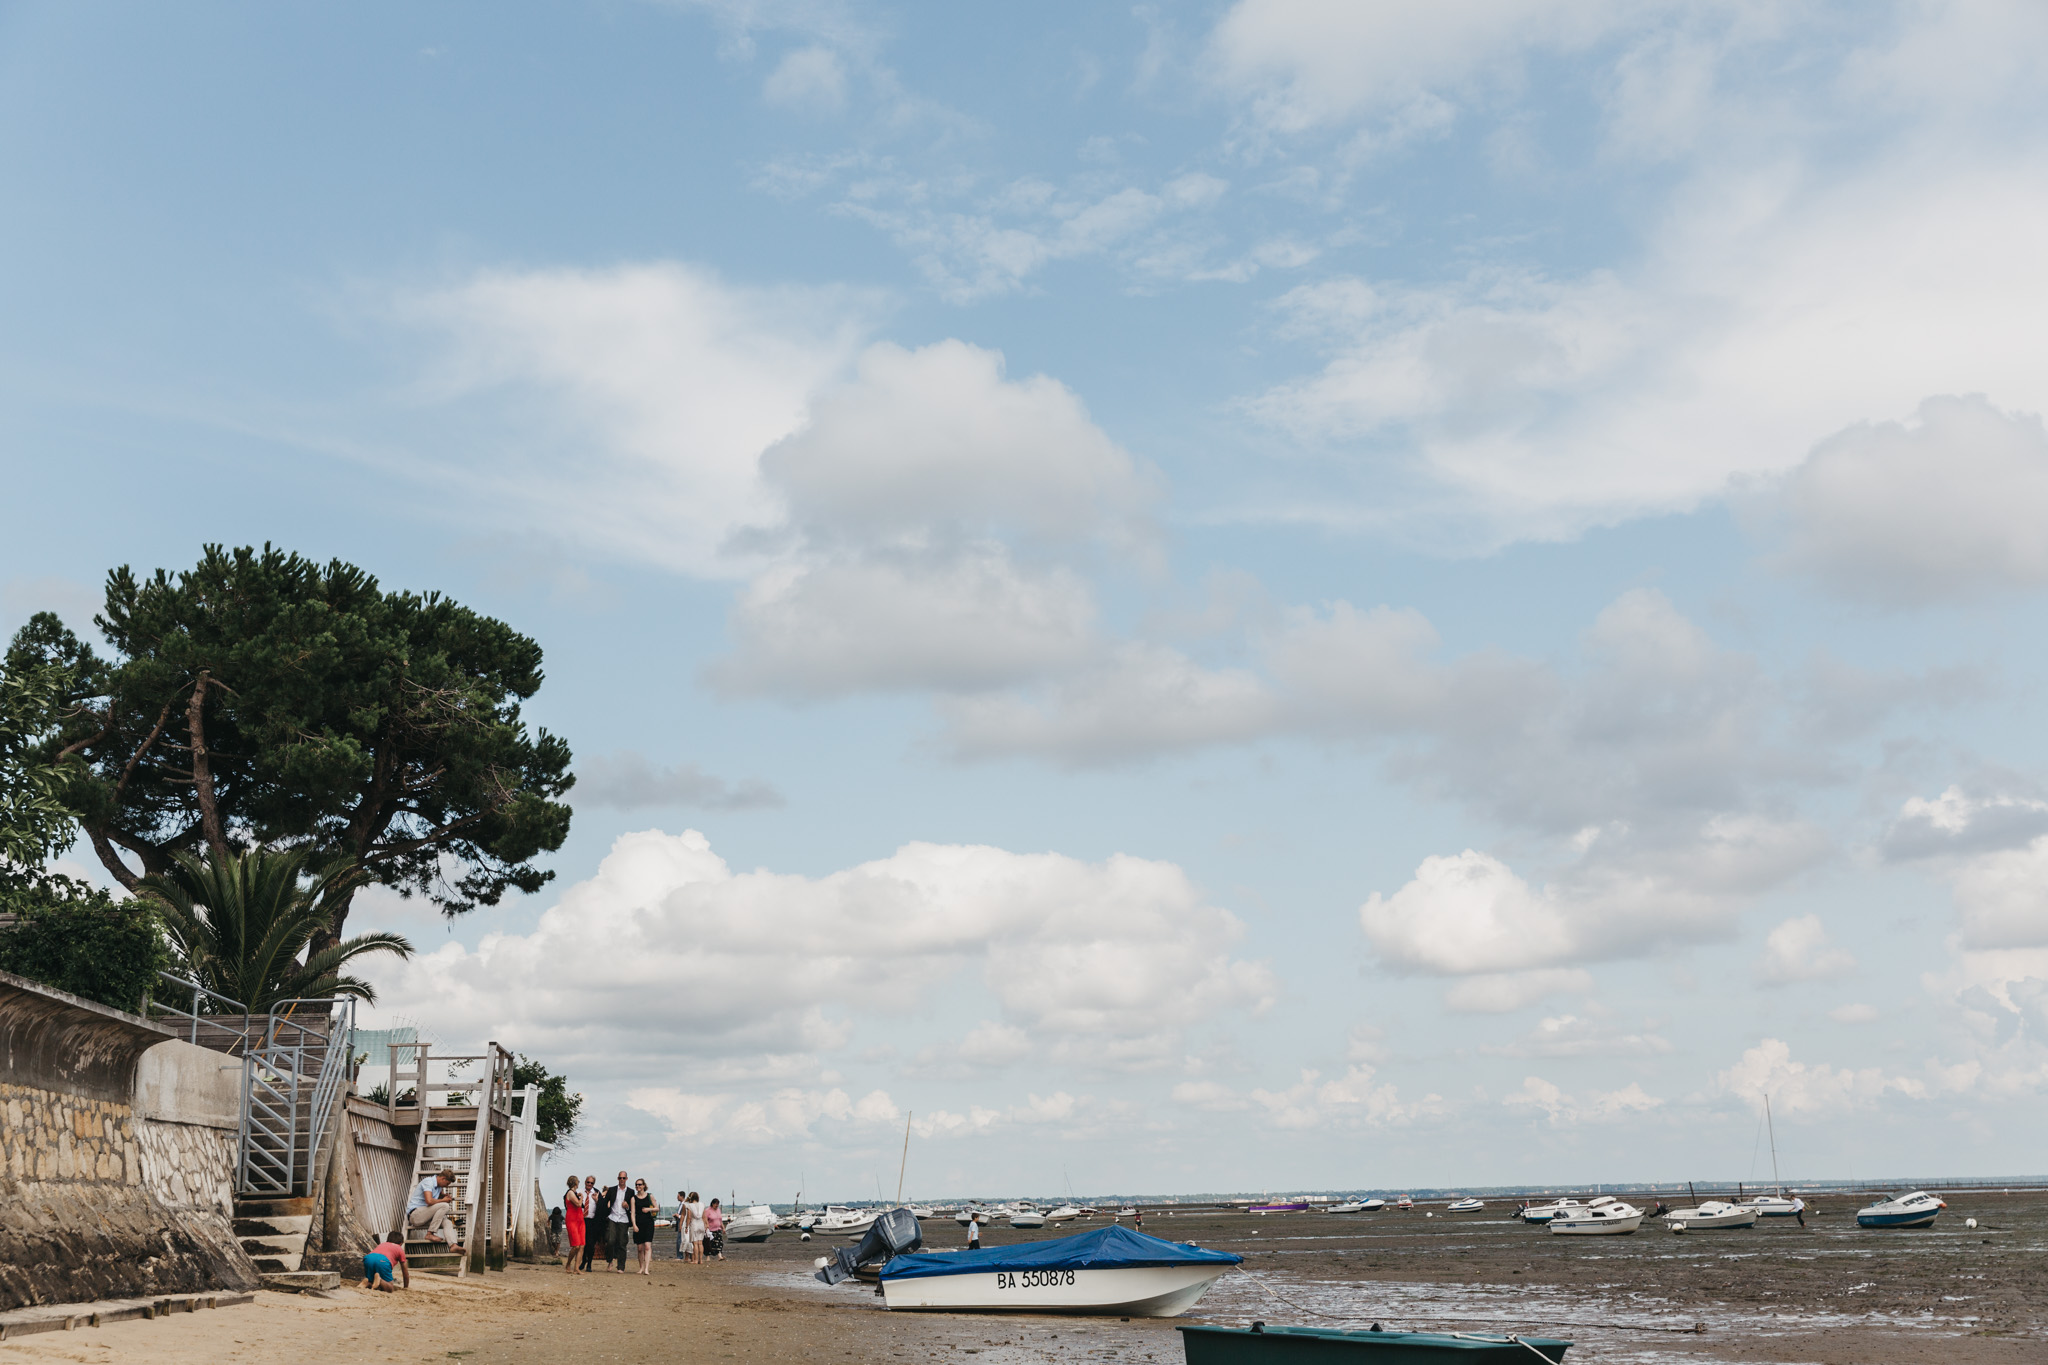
(880, 1225, 1242, 1282)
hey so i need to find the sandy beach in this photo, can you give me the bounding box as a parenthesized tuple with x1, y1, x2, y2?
(4, 1194, 2041, 1365)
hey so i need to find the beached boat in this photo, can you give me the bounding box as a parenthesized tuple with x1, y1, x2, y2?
(812, 1206, 880, 1235)
(1009, 1205, 1047, 1228)
(1395, 1196, 1414, 1211)
(1519, 1199, 1580, 1224)
(1325, 1201, 1367, 1214)
(724, 1203, 778, 1242)
(1250, 1200, 1311, 1213)
(1359, 1198, 1386, 1212)
(1743, 1194, 1804, 1218)
(1046, 1204, 1085, 1222)
(1180, 1323, 1569, 1362)
(1661, 1200, 1755, 1231)
(1547, 1197, 1642, 1235)
(1445, 1197, 1484, 1213)
(880, 1226, 1240, 1316)
(1855, 1190, 1943, 1229)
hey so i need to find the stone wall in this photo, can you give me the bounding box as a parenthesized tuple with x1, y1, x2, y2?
(0, 971, 260, 1309)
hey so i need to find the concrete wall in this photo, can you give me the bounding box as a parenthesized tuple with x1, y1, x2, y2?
(0, 971, 260, 1310)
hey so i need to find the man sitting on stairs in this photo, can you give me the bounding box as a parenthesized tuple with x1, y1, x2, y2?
(406, 1168, 465, 1256)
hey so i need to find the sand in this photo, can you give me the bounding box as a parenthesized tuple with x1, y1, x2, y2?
(3, 1194, 2040, 1365)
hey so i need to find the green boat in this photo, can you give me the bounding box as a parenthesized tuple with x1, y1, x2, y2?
(1180, 1323, 1570, 1364)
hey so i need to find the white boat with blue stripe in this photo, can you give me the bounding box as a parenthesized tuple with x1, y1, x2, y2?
(879, 1225, 1241, 1316)
(1855, 1190, 1944, 1229)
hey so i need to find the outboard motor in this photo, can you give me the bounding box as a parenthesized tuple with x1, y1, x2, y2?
(814, 1208, 923, 1285)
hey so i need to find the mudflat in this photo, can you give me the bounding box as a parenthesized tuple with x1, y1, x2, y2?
(2, 1194, 2039, 1365)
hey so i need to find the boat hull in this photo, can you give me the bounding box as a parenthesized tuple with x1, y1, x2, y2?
(1856, 1209, 1939, 1228)
(1547, 1215, 1642, 1235)
(881, 1264, 1228, 1317)
(1181, 1324, 1569, 1362)
(1663, 1211, 1755, 1230)
(1010, 1214, 1047, 1228)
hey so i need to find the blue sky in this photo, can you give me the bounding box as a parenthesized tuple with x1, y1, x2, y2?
(7, 1, 2048, 1200)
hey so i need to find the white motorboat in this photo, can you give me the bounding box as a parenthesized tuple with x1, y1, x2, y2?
(1359, 1198, 1386, 1211)
(1662, 1200, 1756, 1231)
(1045, 1204, 1084, 1222)
(1855, 1190, 1943, 1229)
(1445, 1197, 1484, 1213)
(1547, 1197, 1643, 1235)
(879, 1226, 1240, 1317)
(1117, 1207, 1138, 1218)
(1520, 1198, 1581, 1224)
(724, 1203, 778, 1242)
(1325, 1201, 1366, 1214)
(1395, 1195, 1414, 1210)
(1744, 1194, 1805, 1218)
(1008, 1205, 1046, 1229)
(812, 1206, 880, 1235)
(954, 1205, 990, 1225)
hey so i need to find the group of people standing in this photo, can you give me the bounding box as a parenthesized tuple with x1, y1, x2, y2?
(556, 1173, 724, 1275)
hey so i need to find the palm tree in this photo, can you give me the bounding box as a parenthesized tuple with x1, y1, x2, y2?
(143, 848, 412, 1010)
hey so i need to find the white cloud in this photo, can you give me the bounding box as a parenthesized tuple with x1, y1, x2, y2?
(1756, 915, 1856, 985)
(1764, 397, 2048, 605)
(401, 262, 869, 576)
(574, 751, 783, 810)
(1208, 0, 1639, 134)
(1949, 838, 2048, 952)
(1883, 785, 2048, 862)
(627, 1084, 898, 1146)
(1170, 1080, 1249, 1112)
(1829, 1003, 1879, 1025)
(1361, 851, 1575, 976)
(1716, 1038, 1926, 1117)
(1502, 1075, 1662, 1125)
(1245, 1066, 1444, 1131)
(359, 828, 1274, 1085)
(1442, 969, 1593, 1014)
(764, 46, 848, 112)
(1484, 1013, 1673, 1058)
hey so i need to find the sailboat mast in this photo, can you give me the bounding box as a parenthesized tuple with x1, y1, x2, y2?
(896, 1111, 913, 1204)
(1766, 1093, 1781, 1193)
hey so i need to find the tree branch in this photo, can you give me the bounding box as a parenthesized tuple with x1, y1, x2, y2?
(186, 671, 230, 862)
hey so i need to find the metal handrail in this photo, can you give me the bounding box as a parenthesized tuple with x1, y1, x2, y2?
(149, 971, 252, 1047)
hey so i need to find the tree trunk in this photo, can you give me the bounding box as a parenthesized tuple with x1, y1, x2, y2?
(186, 672, 231, 863)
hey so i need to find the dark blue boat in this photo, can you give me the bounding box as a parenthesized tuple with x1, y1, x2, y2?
(1181, 1323, 1570, 1363)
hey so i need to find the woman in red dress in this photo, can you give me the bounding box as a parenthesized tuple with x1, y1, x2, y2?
(562, 1174, 586, 1273)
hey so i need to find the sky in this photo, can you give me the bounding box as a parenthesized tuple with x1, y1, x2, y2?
(5, 0, 2048, 1203)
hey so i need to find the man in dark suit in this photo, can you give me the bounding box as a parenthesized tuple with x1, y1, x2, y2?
(580, 1176, 604, 1271)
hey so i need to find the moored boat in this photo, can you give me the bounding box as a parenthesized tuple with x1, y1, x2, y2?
(1325, 1201, 1367, 1214)
(1445, 1197, 1484, 1213)
(1546, 1197, 1642, 1235)
(1359, 1198, 1386, 1212)
(1661, 1200, 1755, 1231)
(879, 1225, 1241, 1316)
(1855, 1190, 1943, 1229)
(724, 1203, 778, 1242)
(1046, 1204, 1085, 1222)
(1744, 1194, 1804, 1219)
(1010, 1205, 1047, 1228)
(1395, 1196, 1414, 1211)
(1180, 1323, 1569, 1362)
(1519, 1199, 1580, 1225)
(1250, 1200, 1311, 1213)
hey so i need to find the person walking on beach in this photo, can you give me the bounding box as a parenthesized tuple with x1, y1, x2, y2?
(604, 1171, 633, 1271)
(966, 1213, 981, 1249)
(675, 1190, 690, 1261)
(579, 1176, 602, 1271)
(686, 1190, 707, 1265)
(632, 1178, 659, 1275)
(705, 1197, 725, 1260)
(562, 1175, 586, 1274)
(405, 1169, 463, 1255)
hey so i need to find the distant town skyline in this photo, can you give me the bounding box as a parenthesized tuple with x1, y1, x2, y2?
(5, 1, 2047, 1197)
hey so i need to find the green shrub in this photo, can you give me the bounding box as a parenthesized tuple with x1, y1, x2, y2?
(0, 876, 169, 1015)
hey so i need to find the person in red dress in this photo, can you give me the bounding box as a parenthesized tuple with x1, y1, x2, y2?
(562, 1174, 587, 1274)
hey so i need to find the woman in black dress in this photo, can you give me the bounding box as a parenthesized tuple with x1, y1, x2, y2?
(632, 1178, 659, 1275)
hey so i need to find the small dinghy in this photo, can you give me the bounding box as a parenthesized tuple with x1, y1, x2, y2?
(879, 1225, 1240, 1316)
(1180, 1323, 1569, 1362)
(1855, 1190, 1943, 1229)
(1445, 1197, 1484, 1214)
(1546, 1197, 1642, 1235)
(1661, 1200, 1755, 1231)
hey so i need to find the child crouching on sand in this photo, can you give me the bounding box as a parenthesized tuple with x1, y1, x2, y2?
(364, 1232, 410, 1292)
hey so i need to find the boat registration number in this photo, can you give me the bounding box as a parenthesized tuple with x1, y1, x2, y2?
(996, 1270, 1077, 1289)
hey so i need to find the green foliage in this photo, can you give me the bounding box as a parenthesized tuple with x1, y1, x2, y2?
(512, 1054, 584, 1148)
(0, 651, 78, 875)
(0, 877, 169, 1014)
(142, 847, 414, 1010)
(6, 544, 575, 941)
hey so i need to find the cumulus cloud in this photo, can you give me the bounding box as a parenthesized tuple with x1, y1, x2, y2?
(628, 1084, 898, 1145)
(358, 828, 1274, 1085)
(1764, 397, 2048, 605)
(1502, 1075, 1662, 1125)
(1755, 915, 1856, 985)
(1244, 1066, 1444, 1131)
(1716, 1038, 1926, 1117)
(1881, 787, 2048, 952)
(574, 751, 784, 811)
(1883, 785, 2048, 863)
